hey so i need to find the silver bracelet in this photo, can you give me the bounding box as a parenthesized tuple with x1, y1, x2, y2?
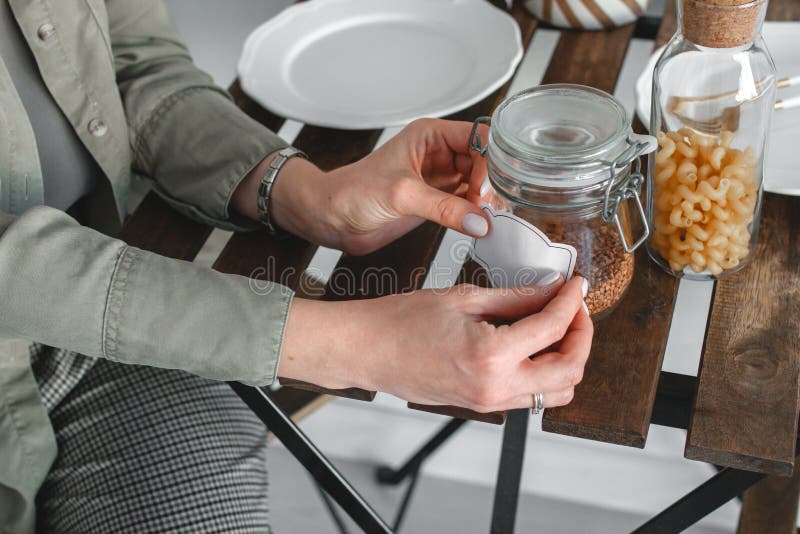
(257, 147, 308, 234)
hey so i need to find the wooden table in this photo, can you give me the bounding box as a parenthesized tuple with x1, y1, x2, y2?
(121, 1, 800, 532)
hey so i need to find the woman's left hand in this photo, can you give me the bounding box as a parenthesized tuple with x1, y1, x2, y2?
(235, 119, 492, 255)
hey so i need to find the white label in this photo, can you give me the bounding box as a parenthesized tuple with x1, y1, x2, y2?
(471, 204, 577, 289)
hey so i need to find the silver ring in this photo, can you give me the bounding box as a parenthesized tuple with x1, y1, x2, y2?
(532, 393, 544, 415)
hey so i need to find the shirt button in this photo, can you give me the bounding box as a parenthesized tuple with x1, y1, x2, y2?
(88, 118, 108, 137)
(37, 23, 55, 41)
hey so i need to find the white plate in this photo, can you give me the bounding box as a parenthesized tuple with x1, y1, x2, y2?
(237, 0, 522, 130)
(634, 23, 800, 195)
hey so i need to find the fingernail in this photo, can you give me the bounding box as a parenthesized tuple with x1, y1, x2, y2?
(581, 278, 589, 298)
(582, 301, 590, 316)
(536, 271, 560, 287)
(462, 212, 488, 237)
(479, 176, 491, 197)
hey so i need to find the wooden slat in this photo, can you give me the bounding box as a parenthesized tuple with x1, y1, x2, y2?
(543, 250, 678, 446)
(407, 402, 506, 425)
(325, 221, 444, 301)
(537, 3, 681, 447)
(515, 20, 682, 447)
(685, 195, 800, 475)
(279, 378, 376, 402)
(213, 230, 316, 283)
(737, 458, 800, 534)
(765, 0, 800, 21)
(534, 7, 682, 447)
(538, 24, 637, 94)
(293, 126, 383, 170)
(120, 193, 211, 259)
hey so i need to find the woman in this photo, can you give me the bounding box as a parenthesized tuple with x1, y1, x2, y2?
(0, 0, 592, 531)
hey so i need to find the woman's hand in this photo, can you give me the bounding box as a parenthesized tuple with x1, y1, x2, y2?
(232, 119, 490, 255)
(278, 276, 592, 412)
(319, 118, 490, 255)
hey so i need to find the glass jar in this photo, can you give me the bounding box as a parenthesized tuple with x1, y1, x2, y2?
(647, 0, 776, 280)
(469, 84, 656, 319)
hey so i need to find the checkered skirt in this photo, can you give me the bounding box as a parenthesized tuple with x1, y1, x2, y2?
(30, 344, 272, 533)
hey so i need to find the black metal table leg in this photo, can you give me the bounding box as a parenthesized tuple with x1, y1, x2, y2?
(650, 372, 695, 430)
(313, 480, 352, 534)
(392, 466, 422, 533)
(632, 467, 766, 533)
(229, 383, 393, 534)
(376, 418, 467, 485)
(490, 409, 530, 534)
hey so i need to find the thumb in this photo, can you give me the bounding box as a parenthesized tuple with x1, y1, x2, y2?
(395, 179, 490, 237)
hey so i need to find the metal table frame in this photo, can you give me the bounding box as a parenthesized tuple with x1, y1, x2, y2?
(229, 370, 794, 533)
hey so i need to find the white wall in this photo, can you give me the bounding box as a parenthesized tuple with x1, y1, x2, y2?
(166, 0, 293, 86)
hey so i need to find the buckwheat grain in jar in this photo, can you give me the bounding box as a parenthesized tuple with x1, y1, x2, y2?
(469, 85, 657, 319)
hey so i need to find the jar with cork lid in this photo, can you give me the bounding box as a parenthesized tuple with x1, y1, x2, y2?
(469, 84, 656, 319)
(646, 0, 777, 280)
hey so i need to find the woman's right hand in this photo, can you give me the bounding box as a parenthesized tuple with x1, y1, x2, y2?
(278, 276, 592, 413)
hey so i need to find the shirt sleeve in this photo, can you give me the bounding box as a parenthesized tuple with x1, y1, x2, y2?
(0, 206, 292, 385)
(105, 0, 288, 230)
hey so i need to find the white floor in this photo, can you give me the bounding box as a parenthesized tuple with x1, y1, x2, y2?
(268, 446, 728, 534)
(162, 2, 766, 532)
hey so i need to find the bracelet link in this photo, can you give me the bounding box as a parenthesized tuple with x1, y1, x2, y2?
(257, 147, 308, 234)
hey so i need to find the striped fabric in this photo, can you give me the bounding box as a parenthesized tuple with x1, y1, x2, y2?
(525, 0, 647, 30)
(31, 346, 272, 533)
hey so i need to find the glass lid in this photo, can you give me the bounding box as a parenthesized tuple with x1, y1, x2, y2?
(488, 84, 633, 188)
(493, 84, 628, 161)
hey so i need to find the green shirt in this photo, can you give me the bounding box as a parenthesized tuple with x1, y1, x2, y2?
(0, 2, 293, 531)
(0, 0, 100, 211)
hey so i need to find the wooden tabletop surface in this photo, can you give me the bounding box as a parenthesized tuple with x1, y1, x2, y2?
(120, 0, 800, 478)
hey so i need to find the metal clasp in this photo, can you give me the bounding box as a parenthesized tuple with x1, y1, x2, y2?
(600, 134, 656, 253)
(469, 116, 491, 156)
(613, 161, 649, 253)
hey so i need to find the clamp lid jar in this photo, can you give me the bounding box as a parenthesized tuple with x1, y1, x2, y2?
(470, 84, 656, 318)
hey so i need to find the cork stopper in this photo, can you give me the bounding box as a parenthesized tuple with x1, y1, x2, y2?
(681, 0, 765, 48)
